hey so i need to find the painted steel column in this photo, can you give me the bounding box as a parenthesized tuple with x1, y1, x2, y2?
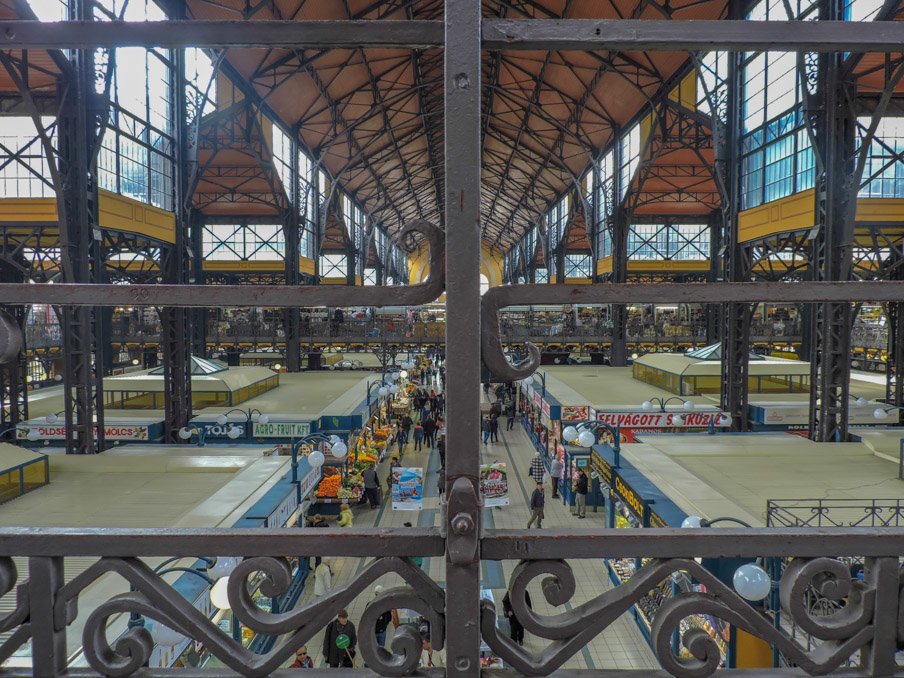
(444, 0, 481, 675)
(161, 14, 193, 443)
(610, 133, 628, 366)
(719, 0, 750, 431)
(808, 0, 856, 441)
(0, 258, 27, 432)
(705, 213, 722, 344)
(887, 300, 904, 423)
(284, 141, 302, 373)
(57, 0, 104, 454)
(190, 213, 208, 357)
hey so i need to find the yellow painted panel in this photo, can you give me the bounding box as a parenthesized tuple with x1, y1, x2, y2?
(855, 198, 904, 222)
(202, 260, 284, 272)
(738, 189, 816, 243)
(668, 72, 697, 110)
(300, 257, 315, 276)
(320, 276, 362, 285)
(735, 629, 773, 669)
(0, 197, 58, 222)
(627, 259, 709, 272)
(97, 191, 175, 243)
(597, 256, 613, 274)
(563, 277, 592, 285)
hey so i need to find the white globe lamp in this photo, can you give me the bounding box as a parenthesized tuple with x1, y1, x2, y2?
(854, 397, 867, 407)
(683, 400, 695, 411)
(210, 577, 231, 610)
(389, 384, 399, 395)
(577, 430, 595, 448)
(308, 450, 325, 469)
(718, 414, 731, 426)
(562, 426, 579, 442)
(378, 387, 388, 398)
(329, 435, 341, 445)
(733, 563, 771, 601)
(216, 414, 228, 426)
(178, 427, 193, 440)
(208, 556, 240, 580)
(45, 413, 59, 424)
(257, 414, 270, 425)
(151, 622, 185, 646)
(331, 442, 348, 459)
(226, 426, 242, 440)
(641, 401, 653, 411)
(26, 428, 40, 442)
(681, 515, 704, 529)
(874, 408, 890, 420)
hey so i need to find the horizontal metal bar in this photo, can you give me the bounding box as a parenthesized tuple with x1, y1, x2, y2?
(484, 281, 904, 307)
(482, 528, 904, 559)
(0, 19, 444, 49)
(0, 527, 446, 557)
(483, 18, 904, 52)
(0, 671, 879, 678)
(3, 526, 904, 558)
(4, 18, 902, 52)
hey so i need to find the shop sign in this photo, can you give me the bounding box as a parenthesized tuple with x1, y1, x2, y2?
(756, 404, 882, 426)
(297, 468, 321, 503)
(18, 424, 150, 441)
(532, 392, 542, 408)
(590, 449, 612, 486)
(266, 489, 299, 528)
(612, 474, 646, 521)
(561, 405, 590, 422)
(648, 510, 668, 528)
(541, 399, 551, 418)
(596, 411, 727, 428)
(252, 421, 311, 438)
(196, 423, 245, 438)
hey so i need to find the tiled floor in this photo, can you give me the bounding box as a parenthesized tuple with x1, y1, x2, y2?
(284, 393, 657, 670)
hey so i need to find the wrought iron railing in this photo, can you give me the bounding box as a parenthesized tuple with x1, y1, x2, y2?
(767, 499, 904, 528)
(1, 528, 903, 676)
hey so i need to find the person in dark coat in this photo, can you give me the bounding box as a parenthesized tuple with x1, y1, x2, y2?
(502, 589, 533, 645)
(422, 417, 436, 448)
(323, 610, 357, 668)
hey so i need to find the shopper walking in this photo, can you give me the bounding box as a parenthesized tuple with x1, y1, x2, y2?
(291, 646, 314, 668)
(575, 468, 589, 519)
(481, 417, 492, 445)
(323, 610, 357, 668)
(413, 422, 424, 451)
(549, 454, 564, 499)
(529, 452, 545, 484)
(436, 435, 446, 467)
(527, 481, 545, 529)
(373, 586, 392, 649)
(506, 407, 515, 431)
(362, 466, 380, 508)
(313, 558, 332, 598)
(401, 414, 413, 444)
(502, 589, 533, 646)
(437, 466, 445, 496)
(337, 503, 354, 528)
(423, 417, 436, 448)
(490, 415, 499, 443)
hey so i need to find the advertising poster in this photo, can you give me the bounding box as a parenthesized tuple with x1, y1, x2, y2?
(561, 405, 590, 422)
(479, 462, 509, 507)
(392, 467, 424, 511)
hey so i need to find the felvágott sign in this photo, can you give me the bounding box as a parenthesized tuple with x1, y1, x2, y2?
(596, 411, 727, 428)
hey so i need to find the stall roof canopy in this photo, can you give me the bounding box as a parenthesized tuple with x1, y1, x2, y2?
(635, 352, 810, 377)
(685, 343, 766, 361)
(149, 356, 229, 376)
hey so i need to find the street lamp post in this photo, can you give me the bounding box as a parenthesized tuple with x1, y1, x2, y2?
(562, 421, 621, 467)
(214, 408, 270, 441)
(290, 434, 348, 504)
(177, 426, 208, 447)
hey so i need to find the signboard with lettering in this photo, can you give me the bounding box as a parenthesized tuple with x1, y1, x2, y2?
(752, 403, 883, 426)
(541, 399, 551, 418)
(266, 489, 299, 528)
(194, 423, 245, 439)
(18, 424, 150, 441)
(596, 411, 728, 428)
(612, 474, 647, 522)
(532, 392, 542, 408)
(648, 510, 668, 528)
(590, 449, 613, 487)
(253, 421, 312, 438)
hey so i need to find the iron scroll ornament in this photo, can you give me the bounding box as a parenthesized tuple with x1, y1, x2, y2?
(0, 219, 445, 309)
(480, 557, 881, 678)
(59, 555, 443, 677)
(0, 557, 30, 665)
(479, 281, 904, 381)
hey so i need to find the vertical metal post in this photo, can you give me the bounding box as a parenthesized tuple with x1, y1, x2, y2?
(861, 557, 899, 675)
(190, 213, 208, 357)
(808, 0, 856, 442)
(57, 0, 105, 454)
(284, 140, 302, 372)
(444, 0, 481, 674)
(610, 133, 628, 366)
(29, 557, 67, 677)
(705, 213, 722, 344)
(886, 299, 904, 423)
(0, 259, 28, 430)
(161, 11, 193, 442)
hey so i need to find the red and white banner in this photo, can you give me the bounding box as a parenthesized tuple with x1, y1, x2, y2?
(596, 411, 727, 428)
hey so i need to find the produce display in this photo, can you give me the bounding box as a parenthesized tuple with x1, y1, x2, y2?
(316, 474, 342, 498)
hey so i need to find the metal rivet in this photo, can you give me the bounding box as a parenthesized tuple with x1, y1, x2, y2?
(451, 512, 474, 535)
